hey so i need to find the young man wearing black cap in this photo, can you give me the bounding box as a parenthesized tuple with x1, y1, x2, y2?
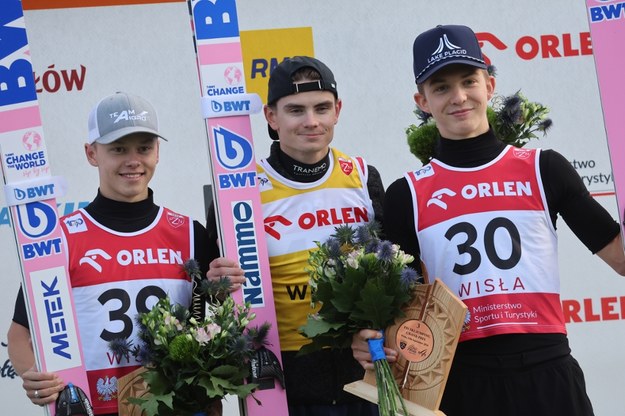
(7, 92, 214, 415)
(352, 25, 625, 416)
(206, 56, 384, 415)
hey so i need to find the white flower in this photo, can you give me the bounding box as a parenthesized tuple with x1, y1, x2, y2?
(346, 251, 360, 269)
(195, 323, 221, 345)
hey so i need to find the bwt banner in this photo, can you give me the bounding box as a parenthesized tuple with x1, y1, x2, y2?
(1, 1, 623, 416)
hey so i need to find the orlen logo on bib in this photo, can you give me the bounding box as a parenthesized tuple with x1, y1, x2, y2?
(426, 181, 533, 211)
(78, 247, 183, 272)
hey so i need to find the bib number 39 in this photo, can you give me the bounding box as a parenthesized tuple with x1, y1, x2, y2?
(98, 285, 167, 341)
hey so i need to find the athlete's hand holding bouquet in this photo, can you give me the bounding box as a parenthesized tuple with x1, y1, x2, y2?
(299, 222, 420, 416)
(109, 259, 270, 416)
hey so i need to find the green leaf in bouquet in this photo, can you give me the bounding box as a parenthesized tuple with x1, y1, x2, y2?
(352, 279, 396, 329)
(300, 314, 346, 338)
(230, 381, 258, 399)
(141, 369, 171, 395)
(141, 393, 174, 416)
(330, 269, 366, 313)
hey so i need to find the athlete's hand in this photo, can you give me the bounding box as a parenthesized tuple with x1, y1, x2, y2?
(207, 257, 245, 292)
(352, 329, 397, 370)
(20, 365, 65, 406)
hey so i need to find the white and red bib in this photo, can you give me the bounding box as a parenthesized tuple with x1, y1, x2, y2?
(406, 146, 566, 342)
(258, 149, 374, 351)
(60, 207, 194, 415)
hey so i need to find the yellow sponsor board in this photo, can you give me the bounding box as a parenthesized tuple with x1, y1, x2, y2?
(241, 27, 314, 103)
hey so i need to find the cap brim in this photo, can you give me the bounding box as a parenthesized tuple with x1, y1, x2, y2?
(417, 59, 487, 84)
(90, 126, 167, 144)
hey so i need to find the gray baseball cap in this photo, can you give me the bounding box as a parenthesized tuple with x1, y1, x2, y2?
(87, 92, 166, 144)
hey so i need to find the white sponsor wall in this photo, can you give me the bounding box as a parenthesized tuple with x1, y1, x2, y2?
(1, 1, 623, 415)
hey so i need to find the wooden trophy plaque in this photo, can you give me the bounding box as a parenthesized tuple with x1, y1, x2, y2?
(117, 367, 149, 416)
(344, 278, 467, 416)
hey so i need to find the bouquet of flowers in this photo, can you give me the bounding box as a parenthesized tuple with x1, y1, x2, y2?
(109, 259, 269, 416)
(299, 222, 420, 416)
(406, 66, 553, 164)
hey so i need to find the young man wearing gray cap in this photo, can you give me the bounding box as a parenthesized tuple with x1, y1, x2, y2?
(7, 92, 214, 415)
(206, 56, 384, 415)
(352, 25, 625, 416)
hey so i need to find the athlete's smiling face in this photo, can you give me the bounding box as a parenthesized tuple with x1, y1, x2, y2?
(264, 86, 342, 165)
(85, 133, 159, 203)
(414, 65, 495, 140)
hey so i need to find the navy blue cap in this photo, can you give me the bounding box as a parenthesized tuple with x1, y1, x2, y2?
(413, 25, 486, 84)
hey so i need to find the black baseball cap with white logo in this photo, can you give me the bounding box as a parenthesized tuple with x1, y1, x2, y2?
(87, 92, 166, 144)
(266, 56, 338, 140)
(413, 25, 487, 84)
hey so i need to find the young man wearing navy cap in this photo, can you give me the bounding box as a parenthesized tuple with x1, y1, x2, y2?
(206, 56, 384, 415)
(7, 92, 215, 415)
(352, 25, 625, 416)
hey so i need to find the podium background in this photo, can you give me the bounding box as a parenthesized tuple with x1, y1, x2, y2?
(1, 1, 623, 415)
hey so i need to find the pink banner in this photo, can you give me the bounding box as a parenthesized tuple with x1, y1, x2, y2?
(585, 0, 625, 229)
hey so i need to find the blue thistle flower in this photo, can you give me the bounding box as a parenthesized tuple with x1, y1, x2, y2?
(377, 241, 394, 262)
(364, 240, 379, 254)
(134, 343, 153, 364)
(355, 224, 373, 245)
(487, 64, 497, 77)
(326, 237, 342, 259)
(500, 94, 523, 125)
(183, 258, 202, 280)
(414, 107, 432, 125)
(400, 267, 419, 287)
(108, 338, 133, 357)
(229, 334, 252, 357)
(538, 118, 553, 132)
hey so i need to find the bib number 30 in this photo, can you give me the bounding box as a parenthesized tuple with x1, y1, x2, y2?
(445, 217, 521, 275)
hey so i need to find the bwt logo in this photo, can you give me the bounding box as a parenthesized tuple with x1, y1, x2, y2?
(210, 99, 251, 113)
(22, 238, 63, 260)
(213, 126, 253, 169)
(16, 201, 57, 239)
(42, 276, 73, 359)
(218, 171, 256, 189)
(193, 0, 239, 40)
(589, 1, 625, 22)
(14, 183, 55, 201)
(232, 201, 264, 307)
(0, 1, 37, 107)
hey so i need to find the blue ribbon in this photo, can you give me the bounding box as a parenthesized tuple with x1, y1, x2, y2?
(367, 333, 387, 362)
